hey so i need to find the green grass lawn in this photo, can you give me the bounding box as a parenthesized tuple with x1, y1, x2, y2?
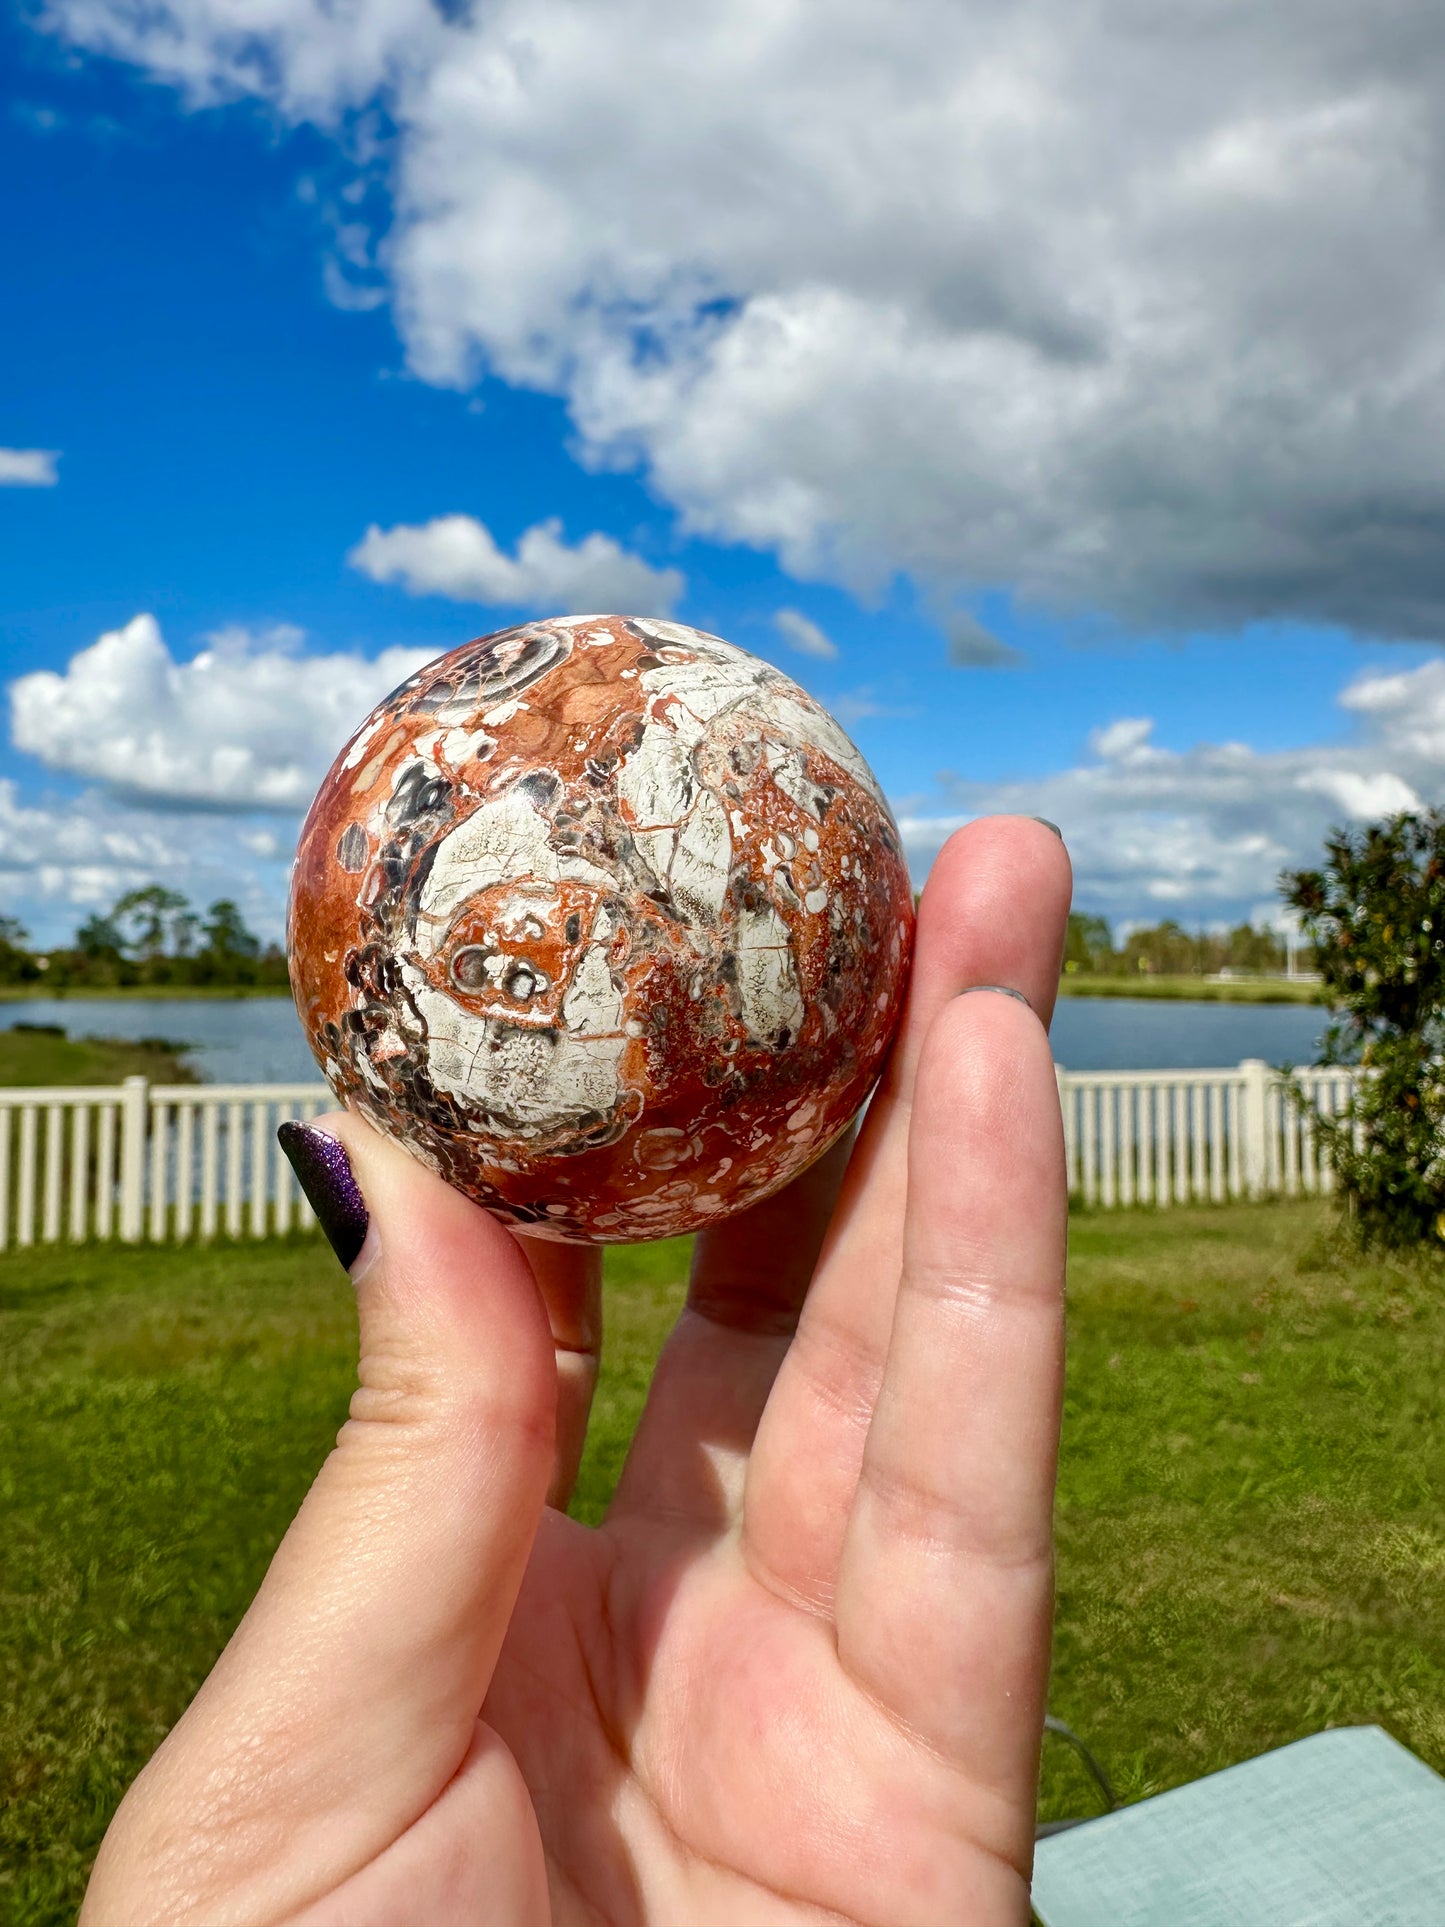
(3, 1202, 1442, 1922)
(0, 1026, 197, 1088)
(1057, 973, 1325, 1004)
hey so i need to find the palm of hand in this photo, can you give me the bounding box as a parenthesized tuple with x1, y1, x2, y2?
(487, 1500, 1033, 1927)
(81, 822, 1068, 1927)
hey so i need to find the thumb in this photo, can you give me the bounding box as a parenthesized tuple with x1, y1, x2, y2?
(86, 1115, 557, 1924)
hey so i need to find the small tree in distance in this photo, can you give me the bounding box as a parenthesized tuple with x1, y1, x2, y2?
(0, 915, 39, 986)
(203, 899, 261, 965)
(1063, 912, 1113, 973)
(112, 885, 192, 962)
(1283, 810, 1445, 1247)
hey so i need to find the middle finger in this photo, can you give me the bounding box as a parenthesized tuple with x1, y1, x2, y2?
(512, 1233, 603, 1509)
(741, 815, 1070, 1609)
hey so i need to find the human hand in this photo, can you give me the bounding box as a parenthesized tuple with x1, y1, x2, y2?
(81, 815, 1071, 1927)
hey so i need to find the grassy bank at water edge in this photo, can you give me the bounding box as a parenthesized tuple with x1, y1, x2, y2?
(0, 1026, 197, 1088)
(1057, 973, 1325, 1004)
(1, 975, 1326, 1007)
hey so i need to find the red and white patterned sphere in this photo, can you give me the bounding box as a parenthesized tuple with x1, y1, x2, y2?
(288, 615, 913, 1242)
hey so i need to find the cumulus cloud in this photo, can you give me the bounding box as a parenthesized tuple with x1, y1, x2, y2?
(9, 613, 433, 809)
(1090, 718, 1157, 762)
(0, 447, 59, 486)
(348, 513, 683, 616)
(1300, 768, 1420, 819)
(3, 612, 437, 939)
(898, 657, 1445, 920)
(0, 776, 300, 947)
(772, 608, 837, 661)
(37, 0, 1445, 639)
(0, 778, 174, 898)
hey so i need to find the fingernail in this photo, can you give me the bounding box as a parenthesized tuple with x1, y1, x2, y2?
(958, 984, 1033, 1009)
(1032, 816, 1063, 838)
(278, 1122, 370, 1272)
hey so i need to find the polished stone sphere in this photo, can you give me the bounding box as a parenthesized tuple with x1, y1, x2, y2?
(288, 615, 913, 1241)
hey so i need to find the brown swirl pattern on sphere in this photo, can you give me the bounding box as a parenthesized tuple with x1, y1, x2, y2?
(288, 615, 913, 1241)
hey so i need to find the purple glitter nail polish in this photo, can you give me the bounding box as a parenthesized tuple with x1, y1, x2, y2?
(277, 1122, 369, 1271)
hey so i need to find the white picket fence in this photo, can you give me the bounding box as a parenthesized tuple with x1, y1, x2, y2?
(0, 1080, 331, 1249)
(1058, 1060, 1357, 1209)
(0, 1060, 1360, 1249)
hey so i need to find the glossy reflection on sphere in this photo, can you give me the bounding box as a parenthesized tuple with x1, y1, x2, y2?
(288, 615, 913, 1242)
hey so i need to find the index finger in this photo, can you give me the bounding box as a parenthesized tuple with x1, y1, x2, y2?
(834, 987, 1066, 1838)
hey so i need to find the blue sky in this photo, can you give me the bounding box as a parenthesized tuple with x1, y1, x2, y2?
(5, 1, 1445, 945)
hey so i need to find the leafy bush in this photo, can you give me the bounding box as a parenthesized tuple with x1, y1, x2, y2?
(1283, 810, 1445, 1247)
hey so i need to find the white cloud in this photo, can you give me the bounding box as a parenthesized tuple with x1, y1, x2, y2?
(0, 447, 59, 486)
(39, 0, 439, 115)
(1090, 718, 1157, 763)
(1336, 657, 1445, 761)
(202, 620, 307, 655)
(348, 513, 683, 615)
(322, 255, 388, 312)
(0, 776, 299, 947)
(900, 656, 1445, 920)
(37, 0, 1445, 640)
(772, 608, 837, 661)
(1297, 768, 1420, 818)
(0, 778, 174, 895)
(8, 613, 433, 809)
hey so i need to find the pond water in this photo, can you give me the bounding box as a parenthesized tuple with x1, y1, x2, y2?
(0, 997, 319, 1083)
(1047, 995, 1326, 1072)
(0, 991, 1329, 1083)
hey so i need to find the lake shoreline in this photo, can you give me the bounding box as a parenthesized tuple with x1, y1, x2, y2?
(0, 976, 1327, 1007)
(1057, 975, 1324, 1005)
(0, 985, 291, 1002)
(1, 987, 1329, 1080)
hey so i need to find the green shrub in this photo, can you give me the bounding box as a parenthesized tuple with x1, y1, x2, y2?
(1283, 810, 1445, 1247)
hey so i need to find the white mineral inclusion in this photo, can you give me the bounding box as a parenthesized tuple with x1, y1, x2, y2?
(416, 788, 612, 931)
(734, 895, 805, 1045)
(404, 793, 626, 1129)
(410, 973, 626, 1130)
(403, 909, 627, 1133)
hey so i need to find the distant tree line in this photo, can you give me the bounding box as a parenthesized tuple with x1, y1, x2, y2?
(1063, 913, 1304, 978)
(0, 887, 289, 989)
